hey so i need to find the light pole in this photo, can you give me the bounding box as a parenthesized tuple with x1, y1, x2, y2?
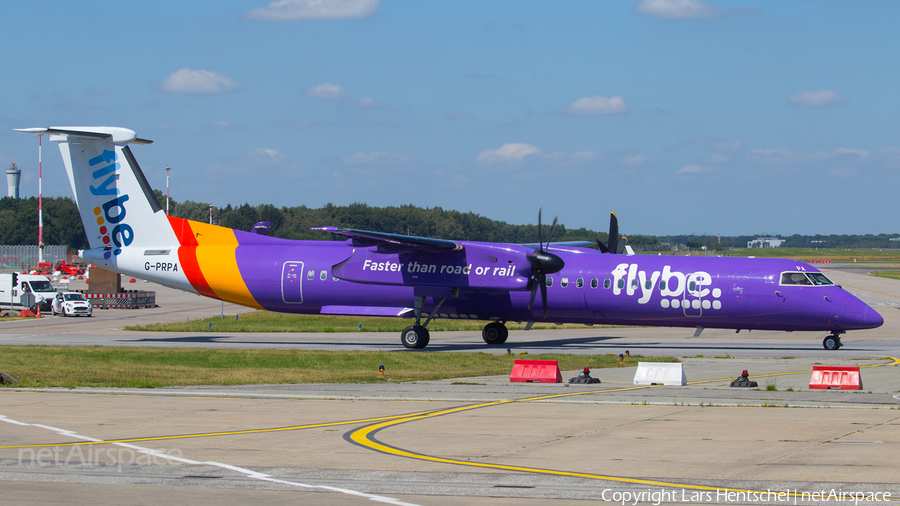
(209, 204, 213, 225)
(38, 134, 43, 265)
(165, 165, 171, 216)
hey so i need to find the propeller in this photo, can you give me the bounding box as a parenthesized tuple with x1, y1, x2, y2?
(528, 208, 565, 318)
(596, 211, 626, 254)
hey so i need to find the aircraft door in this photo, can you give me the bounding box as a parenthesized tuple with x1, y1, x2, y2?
(682, 272, 708, 317)
(281, 261, 304, 304)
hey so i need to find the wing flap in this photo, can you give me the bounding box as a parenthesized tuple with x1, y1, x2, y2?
(312, 227, 462, 252)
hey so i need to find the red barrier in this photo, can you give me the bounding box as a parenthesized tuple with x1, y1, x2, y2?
(807, 260, 831, 264)
(809, 366, 862, 390)
(510, 360, 562, 383)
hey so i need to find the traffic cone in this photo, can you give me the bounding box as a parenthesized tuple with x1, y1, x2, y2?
(36, 306, 41, 318)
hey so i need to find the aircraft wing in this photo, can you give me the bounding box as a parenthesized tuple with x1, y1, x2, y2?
(312, 227, 463, 253)
(521, 241, 596, 250)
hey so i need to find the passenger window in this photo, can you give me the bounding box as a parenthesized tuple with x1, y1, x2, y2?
(561, 277, 569, 288)
(591, 278, 599, 289)
(617, 279, 625, 289)
(545, 276, 554, 287)
(307, 270, 314, 280)
(645, 280, 653, 290)
(631, 279, 638, 289)
(659, 280, 666, 291)
(689, 281, 696, 292)
(320, 271, 327, 281)
(603, 278, 611, 289)
(576, 277, 584, 288)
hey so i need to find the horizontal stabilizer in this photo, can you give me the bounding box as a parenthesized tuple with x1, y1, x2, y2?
(14, 127, 152, 145)
(312, 227, 462, 252)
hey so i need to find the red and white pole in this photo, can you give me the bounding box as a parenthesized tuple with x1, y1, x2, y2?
(38, 134, 43, 264)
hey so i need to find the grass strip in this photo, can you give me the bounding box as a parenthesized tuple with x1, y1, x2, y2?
(126, 311, 626, 333)
(657, 248, 900, 262)
(0, 346, 677, 388)
(869, 271, 900, 280)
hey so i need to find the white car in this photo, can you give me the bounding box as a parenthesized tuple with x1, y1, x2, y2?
(51, 292, 93, 317)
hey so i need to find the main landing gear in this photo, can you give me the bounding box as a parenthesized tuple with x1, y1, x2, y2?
(482, 321, 508, 345)
(400, 295, 447, 349)
(823, 332, 843, 350)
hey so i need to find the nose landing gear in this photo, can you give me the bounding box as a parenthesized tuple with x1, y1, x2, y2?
(823, 333, 843, 350)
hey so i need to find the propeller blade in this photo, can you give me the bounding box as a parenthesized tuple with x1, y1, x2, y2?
(537, 208, 544, 253)
(546, 216, 558, 251)
(596, 239, 610, 254)
(540, 275, 548, 318)
(617, 236, 628, 254)
(608, 211, 619, 254)
(528, 278, 538, 310)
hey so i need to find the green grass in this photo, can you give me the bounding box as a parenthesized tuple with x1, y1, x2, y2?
(126, 311, 626, 333)
(653, 248, 900, 262)
(870, 271, 900, 280)
(0, 346, 678, 388)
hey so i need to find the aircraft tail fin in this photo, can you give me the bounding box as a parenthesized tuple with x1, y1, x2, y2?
(16, 127, 178, 259)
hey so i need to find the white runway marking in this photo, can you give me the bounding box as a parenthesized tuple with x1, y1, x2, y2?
(0, 414, 421, 506)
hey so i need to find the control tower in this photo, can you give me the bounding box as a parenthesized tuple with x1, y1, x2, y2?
(6, 163, 21, 198)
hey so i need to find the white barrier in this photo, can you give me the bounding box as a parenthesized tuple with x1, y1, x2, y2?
(633, 362, 686, 386)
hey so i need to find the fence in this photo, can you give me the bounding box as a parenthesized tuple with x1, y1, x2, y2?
(0, 245, 67, 271)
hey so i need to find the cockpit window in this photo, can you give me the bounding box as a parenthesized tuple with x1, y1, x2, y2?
(807, 272, 835, 286)
(780, 272, 812, 285)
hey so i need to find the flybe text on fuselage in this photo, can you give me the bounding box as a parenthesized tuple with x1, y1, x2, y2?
(610, 262, 722, 310)
(88, 149, 133, 259)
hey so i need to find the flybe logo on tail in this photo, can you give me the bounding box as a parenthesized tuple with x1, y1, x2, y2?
(88, 150, 134, 259)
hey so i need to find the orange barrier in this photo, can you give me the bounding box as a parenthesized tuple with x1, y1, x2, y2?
(809, 366, 862, 390)
(510, 360, 562, 383)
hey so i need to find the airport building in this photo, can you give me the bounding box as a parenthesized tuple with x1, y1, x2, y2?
(747, 237, 785, 248)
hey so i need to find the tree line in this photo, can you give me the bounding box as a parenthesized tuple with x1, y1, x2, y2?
(2, 193, 898, 251)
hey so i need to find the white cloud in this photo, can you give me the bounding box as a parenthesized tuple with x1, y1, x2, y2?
(476, 143, 542, 163)
(567, 95, 628, 115)
(831, 148, 870, 159)
(829, 167, 857, 178)
(210, 120, 233, 130)
(206, 148, 296, 178)
(343, 152, 411, 166)
(620, 154, 648, 166)
(307, 83, 347, 99)
(636, 0, 724, 20)
(354, 96, 378, 107)
(747, 148, 868, 164)
(787, 90, 847, 108)
(676, 164, 713, 174)
(244, 0, 378, 21)
(708, 153, 729, 163)
(880, 147, 900, 164)
(162, 69, 240, 94)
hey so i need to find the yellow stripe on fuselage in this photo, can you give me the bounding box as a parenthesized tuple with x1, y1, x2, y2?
(190, 221, 263, 309)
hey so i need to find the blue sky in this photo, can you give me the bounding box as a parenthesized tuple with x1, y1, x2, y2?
(1, 0, 898, 236)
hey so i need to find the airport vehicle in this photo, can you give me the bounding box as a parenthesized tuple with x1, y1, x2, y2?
(15, 126, 883, 349)
(0, 273, 57, 311)
(51, 291, 93, 317)
(37, 260, 85, 277)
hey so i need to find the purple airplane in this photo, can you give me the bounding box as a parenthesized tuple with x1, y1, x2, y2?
(18, 127, 883, 350)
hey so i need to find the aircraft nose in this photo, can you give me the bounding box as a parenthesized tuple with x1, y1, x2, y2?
(843, 296, 884, 329)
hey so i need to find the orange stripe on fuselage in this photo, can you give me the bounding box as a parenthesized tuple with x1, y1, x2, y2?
(168, 216, 217, 299)
(168, 217, 262, 309)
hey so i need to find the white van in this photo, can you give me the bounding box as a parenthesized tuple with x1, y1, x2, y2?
(0, 273, 58, 311)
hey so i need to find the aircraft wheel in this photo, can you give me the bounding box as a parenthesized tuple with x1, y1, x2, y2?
(482, 322, 508, 345)
(823, 335, 841, 350)
(401, 325, 430, 349)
